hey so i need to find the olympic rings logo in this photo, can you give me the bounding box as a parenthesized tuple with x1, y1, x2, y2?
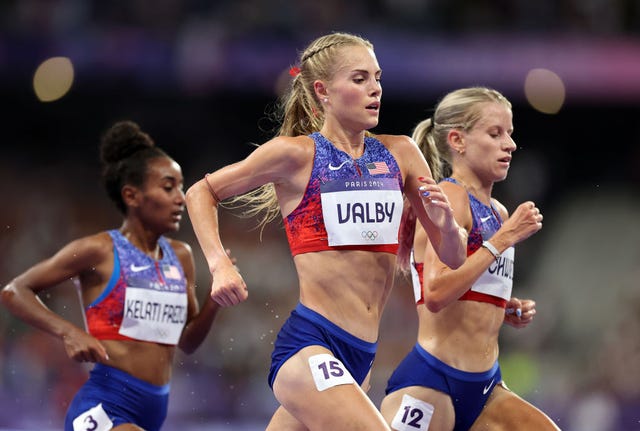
(361, 230, 379, 240)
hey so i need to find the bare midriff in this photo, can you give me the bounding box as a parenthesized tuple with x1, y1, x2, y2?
(294, 249, 397, 343)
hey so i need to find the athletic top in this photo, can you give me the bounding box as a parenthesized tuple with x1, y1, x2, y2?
(284, 132, 404, 256)
(412, 178, 514, 308)
(410, 251, 425, 305)
(83, 230, 188, 345)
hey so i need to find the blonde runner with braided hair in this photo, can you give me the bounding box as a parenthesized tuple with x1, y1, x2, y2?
(225, 33, 377, 231)
(186, 31, 467, 430)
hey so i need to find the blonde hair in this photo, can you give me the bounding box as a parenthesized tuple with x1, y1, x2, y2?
(397, 87, 512, 273)
(227, 32, 374, 231)
(413, 86, 512, 181)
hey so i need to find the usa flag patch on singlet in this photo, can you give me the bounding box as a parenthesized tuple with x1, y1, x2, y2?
(162, 264, 181, 280)
(366, 161, 390, 175)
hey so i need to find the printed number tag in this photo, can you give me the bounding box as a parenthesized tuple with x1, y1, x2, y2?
(308, 353, 355, 391)
(72, 403, 113, 431)
(391, 394, 434, 431)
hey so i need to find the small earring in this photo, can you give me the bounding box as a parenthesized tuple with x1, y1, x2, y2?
(458, 149, 465, 155)
(323, 98, 328, 103)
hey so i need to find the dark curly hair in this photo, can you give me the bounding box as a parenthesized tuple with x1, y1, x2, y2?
(99, 120, 168, 214)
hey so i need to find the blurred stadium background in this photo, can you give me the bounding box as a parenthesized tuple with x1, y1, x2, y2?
(1, 1, 639, 430)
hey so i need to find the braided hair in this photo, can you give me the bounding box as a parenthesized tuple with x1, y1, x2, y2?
(228, 32, 374, 230)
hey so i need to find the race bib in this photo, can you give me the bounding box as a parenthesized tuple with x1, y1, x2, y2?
(72, 403, 113, 431)
(320, 178, 403, 246)
(308, 354, 355, 391)
(391, 394, 434, 431)
(472, 246, 515, 300)
(120, 286, 187, 344)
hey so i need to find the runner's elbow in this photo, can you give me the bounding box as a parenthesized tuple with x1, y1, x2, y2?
(424, 295, 447, 313)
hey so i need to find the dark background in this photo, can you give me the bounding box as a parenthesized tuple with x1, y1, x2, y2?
(1, 1, 639, 430)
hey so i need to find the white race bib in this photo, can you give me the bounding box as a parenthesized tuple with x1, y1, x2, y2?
(472, 246, 515, 300)
(72, 403, 113, 431)
(391, 394, 434, 430)
(120, 286, 187, 344)
(320, 178, 403, 246)
(308, 354, 355, 391)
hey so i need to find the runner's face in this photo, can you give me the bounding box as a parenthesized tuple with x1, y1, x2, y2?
(323, 45, 382, 132)
(138, 157, 185, 233)
(462, 102, 516, 184)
